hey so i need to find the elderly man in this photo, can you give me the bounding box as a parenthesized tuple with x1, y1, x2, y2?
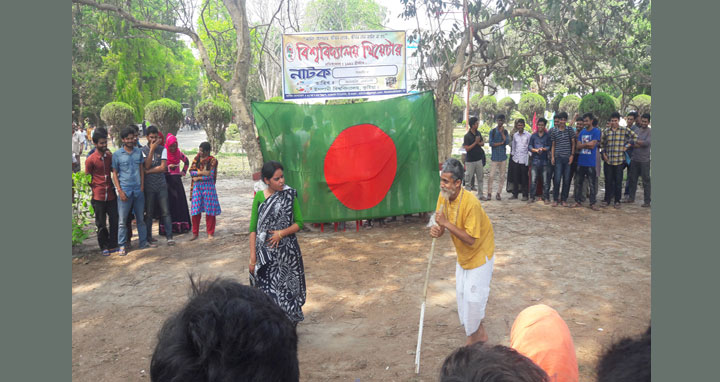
(430, 158, 496, 345)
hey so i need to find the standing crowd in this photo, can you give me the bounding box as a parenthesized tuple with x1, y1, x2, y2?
(463, 110, 651, 209)
(81, 125, 219, 256)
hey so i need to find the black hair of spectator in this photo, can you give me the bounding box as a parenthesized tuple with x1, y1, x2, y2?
(469, 117, 479, 127)
(592, 118, 599, 127)
(496, 114, 506, 121)
(582, 112, 595, 120)
(120, 126, 135, 139)
(439, 343, 549, 382)
(576, 116, 584, 122)
(556, 111, 568, 120)
(515, 118, 526, 125)
(199, 141, 211, 153)
(92, 130, 108, 144)
(610, 111, 622, 120)
(146, 125, 159, 135)
(641, 113, 650, 121)
(596, 326, 650, 382)
(150, 276, 299, 382)
(261, 161, 284, 182)
(627, 111, 639, 119)
(537, 117, 548, 126)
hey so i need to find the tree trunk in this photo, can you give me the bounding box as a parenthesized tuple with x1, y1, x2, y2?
(434, 74, 455, 166)
(229, 89, 263, 172)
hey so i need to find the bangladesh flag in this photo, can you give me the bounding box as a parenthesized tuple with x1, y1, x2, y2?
(251, 91, 440, 223)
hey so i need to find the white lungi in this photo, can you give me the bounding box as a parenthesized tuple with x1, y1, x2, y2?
(456, 256, 494, 336)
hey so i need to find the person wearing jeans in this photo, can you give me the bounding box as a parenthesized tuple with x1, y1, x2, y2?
(509, 119, 531, 201)
(572, 112, 602, 210)
(550, 112, 575, 207)
(112, 126, 152, 255)
(626, 113, 651, 207)
(142, 126, 175, 246)
(600, 112, 637, 209)
(486, 114, 509, 201)
(85, 130, 119, 256)
(528, 118, 552, 203)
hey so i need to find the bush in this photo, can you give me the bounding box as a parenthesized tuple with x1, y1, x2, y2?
(579, 92, 616, 126)
(100, 102, 135, 147)
(551, 94, 564, 113)
(559, 95, 581, 120)
(144, 98, 184, 137)
(469, 94, 482, 117)
(72, 172, 94, 246)
(510, 110, 526, 125)
(478, 95, 498, 124)
(265, 96, 286, 103)
(629, 94, 651, 116)
(325, 98, 367, 105)
(498, 97, 517, 122)
(452, 94, 466, 123)
(518, 92, 546, 122)
(196, 99, 232, 154)
(226, 123, 240, 141)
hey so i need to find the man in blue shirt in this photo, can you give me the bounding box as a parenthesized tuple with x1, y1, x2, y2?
(571, 113, 602, 210)
(111, 126, 154, 255)
(528, 118, 552, 204)
(486, 114, 509, 201)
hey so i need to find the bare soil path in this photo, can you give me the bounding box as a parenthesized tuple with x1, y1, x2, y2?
(72, 176, 650, 381)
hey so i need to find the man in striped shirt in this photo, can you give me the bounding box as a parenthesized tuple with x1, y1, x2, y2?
(600, 112, 638, 209)
(550, 112, 576, 207)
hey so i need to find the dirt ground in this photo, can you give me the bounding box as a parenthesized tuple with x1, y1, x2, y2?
(72, 175, 650, 382)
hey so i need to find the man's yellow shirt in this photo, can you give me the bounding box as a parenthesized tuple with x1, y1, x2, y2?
(436, 188, 495, 269)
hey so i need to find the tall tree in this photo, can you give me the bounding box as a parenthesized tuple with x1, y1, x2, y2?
(402, 0, 651, 162)
(303, 0, 387, 32)
(73, 0, 266, 172)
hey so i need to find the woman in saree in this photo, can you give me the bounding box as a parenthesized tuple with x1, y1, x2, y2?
(249, 160, 306, 325)
(160, 133, 192, 235)
(189, 142, 220, 240)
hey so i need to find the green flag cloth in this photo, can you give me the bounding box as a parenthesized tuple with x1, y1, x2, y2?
(252, 91, 440, 223)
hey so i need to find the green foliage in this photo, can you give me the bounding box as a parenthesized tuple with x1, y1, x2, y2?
(72, 3, 200, 126)
(226, 123, 240, 141)
(451, 94, 466, 123)
(510, 110, 526, 125)
(498, 97, 517, 121)
(478, 95, 498, 124)
(144, 98, 184, 136)
(196, 99, 233, 154)
(72, 172, 95, 246)
(629, 94, 651, 116)
(518, 92, 546, 122)
(579, 92, 617, 126)
(325, 98, 368, 105)
(559, 95, 581, 119)
(303, 0, 387, 31)
(265, 96, 288, 103)
(100, 102, 136, 146)
(469, 94, 482, 116)
(551, 94, 564, 112)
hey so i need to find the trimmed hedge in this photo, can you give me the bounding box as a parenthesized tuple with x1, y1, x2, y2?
(100, 101, 135, 146)
(518, 92, 546, 122)
(629, 94, 651, 116)
(579, 92, 616, 126)
(551, 94, 564, 113)
(498, 97, 517, 121)
(196, 99, 232, 154)
(145, 98, 184, 136)
(478, 95, 498, 123)
(559, 95, 581, 119)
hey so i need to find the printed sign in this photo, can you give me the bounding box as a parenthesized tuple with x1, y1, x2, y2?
(282, 30, 406, 99)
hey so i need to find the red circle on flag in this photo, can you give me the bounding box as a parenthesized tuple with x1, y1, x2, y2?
(324, 124, 397, 210)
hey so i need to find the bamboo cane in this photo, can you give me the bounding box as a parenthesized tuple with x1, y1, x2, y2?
(414, 237, 437, 374)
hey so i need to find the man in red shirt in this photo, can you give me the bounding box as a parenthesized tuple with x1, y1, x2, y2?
(85, 130, 119, 256)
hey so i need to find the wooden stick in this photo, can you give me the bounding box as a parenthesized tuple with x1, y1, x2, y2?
(415, 237, 437, 374)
